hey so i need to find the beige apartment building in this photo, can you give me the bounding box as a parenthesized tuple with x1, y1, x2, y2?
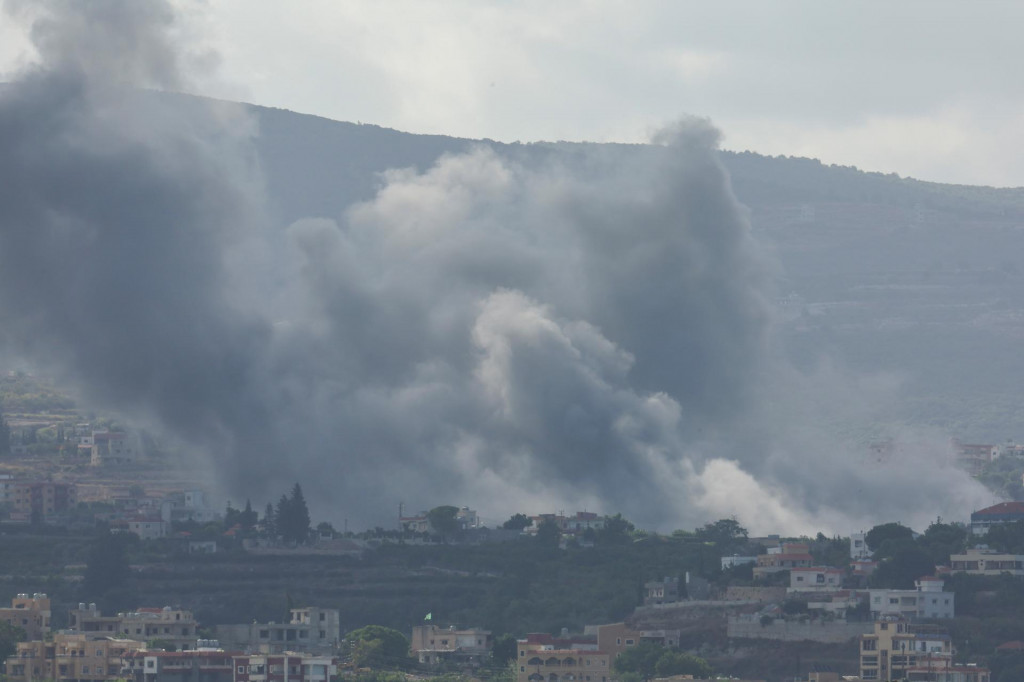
(516, 633, 611, 682)
(0, 594, 51, 641)
(69, 605, 198, 651)
(5, 632, 144, 682)
(411, 624, 492, 665)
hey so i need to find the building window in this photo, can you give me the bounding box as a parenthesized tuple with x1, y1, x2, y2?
(238, 666, 246, 673)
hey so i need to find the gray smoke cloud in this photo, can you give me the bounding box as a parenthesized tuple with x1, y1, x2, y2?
(0, 0, 991, 534)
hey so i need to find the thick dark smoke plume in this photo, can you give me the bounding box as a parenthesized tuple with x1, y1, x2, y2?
(0, 1, 991, 533)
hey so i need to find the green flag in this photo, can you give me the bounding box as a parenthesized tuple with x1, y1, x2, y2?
(424, 612, 432, 621)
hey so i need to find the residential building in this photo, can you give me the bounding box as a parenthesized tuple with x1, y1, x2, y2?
(90, 431, 141, 466)
(68, 606, 199, 650)
(788, 567, 844, 593)
(868, 578, 955, 620)
(970, 502, 1024, 536)
(0, 474, 15, 504)
(122, 649, 238, 682)
(950, 547, 1024, 576)
(5, 632, 144, 682)
(643, 577, 679, 605)
(112, 515, 169, 540)
(859, 619, 952, 681)
(954, 441, 998, 475)
(410, 625, 492, 666)
(516, 633, 609, 682)
(721, 555, 757, 570)
(10, 481, 76, 523)
(214, 608, 341, 654)
(232, 653, 335, 682)
(753, 542, 813, 578)
(588, 623, 679, 662)
(525, 512, 606, 537)
(851, 531, 873, 560)
(0, 594, 51, 641)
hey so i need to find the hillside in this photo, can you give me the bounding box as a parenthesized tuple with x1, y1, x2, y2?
(249, 102, 1024, 442)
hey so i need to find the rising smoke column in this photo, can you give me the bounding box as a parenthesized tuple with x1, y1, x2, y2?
(0, 0, 992, 534)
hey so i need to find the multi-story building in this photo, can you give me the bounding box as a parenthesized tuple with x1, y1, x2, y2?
(69, 605, 198, 651)
(10, 482, 76, 523)
(516, 633, 609, 682)
(859, 619, 953, 681)
(122, 648, 238, 682)
(851, 531, 873, 560)
(215, 608, 341, 654)
(90, 431, 141, 466)
(5, 632, 144, 682)
(588, 623, 679, 662)
(753, 542, 814, 578)
(232, 653, 335, 682)
(969, 502, 1024, 536)
(643, 577, 679, 605)
(410, 625, 492, 666)
(868, 578, 955, 620)
(788, 567, 845, 593)
(950, 547, 1024, 576)
(0, 594, 51, 641)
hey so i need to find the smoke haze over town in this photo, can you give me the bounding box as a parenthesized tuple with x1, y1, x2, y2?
(0, 0, 1014, 535)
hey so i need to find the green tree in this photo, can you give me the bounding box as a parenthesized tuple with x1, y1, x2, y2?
(263, 502, 275, 536)
(871, 545, 935, 589)
(0, 621, 26, 661)
(612, 641, 664, 680)
(535, 518, 560, 547)
(347, 625, 410, 669)
(695, 518, 748, 547)
(276, 484, 311, 544)
(654, 651, 712, 679)
(597, 513, 635, 545)
(490, 634, 518, 666)
(865, 522, 915, 552)
(502, 513, 531, 531)
(426, 505, 461, 543)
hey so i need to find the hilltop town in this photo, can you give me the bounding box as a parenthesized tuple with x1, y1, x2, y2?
(3, 379, 1024, 682)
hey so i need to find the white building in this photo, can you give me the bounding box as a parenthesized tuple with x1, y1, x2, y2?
(868, 577, 954, 620)
(789, 567, 844, 593)
(851, 531, 873, 560)
(950, 547, 1024, 576)
(721, 555, 757, 570)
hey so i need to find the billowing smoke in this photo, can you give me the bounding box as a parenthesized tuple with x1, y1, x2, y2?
(0, 1, 991, 534)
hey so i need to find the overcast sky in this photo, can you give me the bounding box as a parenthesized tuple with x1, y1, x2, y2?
(3, 1, 1023, 186)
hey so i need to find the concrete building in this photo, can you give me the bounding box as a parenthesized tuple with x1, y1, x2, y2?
(69, 605, 199, 650)
(851, 531, 873, 560)
(970, 501, 1024, 536)
(859, 619, 953, 681)
(516, 633, 609, 682)
(868, 578, 955, 620)
(10, 482, 76, 523)
(589, 623, 679, 662)
(5, 632, 144, 682)
(122, 649, 239, 682)
(90, 431, 141, 466)
(214, 608, 341, 654)
(721, 555, 757, 570)
(410, 625, 492, 666)
(232, 653, 334, 682)
(643, 577, 679, 605)
(788, 567, 844, 593)
(0, 594, 51, 641)
(753, 542, 813, 578)
(950, 547, 1024, 576)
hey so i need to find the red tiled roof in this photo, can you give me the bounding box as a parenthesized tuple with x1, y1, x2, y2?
(974, 502, 1024, 516)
